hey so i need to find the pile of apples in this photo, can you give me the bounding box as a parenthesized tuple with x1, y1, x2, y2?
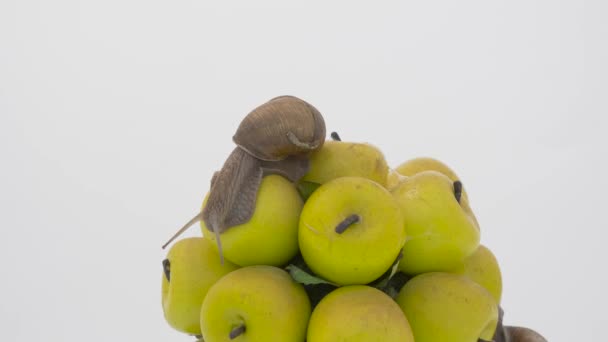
(161, 96, 546, 342)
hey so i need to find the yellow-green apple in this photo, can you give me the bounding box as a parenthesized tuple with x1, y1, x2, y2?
(392, 170, 480, 274)
(200, 265, 311, 342)
(396, 157, 460, 182)
(395, 156, 479, 227)
(450, 244, 503, 304)
(386, 168, 407, 191)
(307, 285, 415, 342)
(299, 176, 405, 285)
(161, 237, 238, 335)
(202, 174, 303, 267)
(395, 272, 499, 342)
(301, 140, 389, 187)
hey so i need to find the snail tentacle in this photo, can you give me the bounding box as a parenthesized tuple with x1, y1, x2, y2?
(161, 211, 203, 249)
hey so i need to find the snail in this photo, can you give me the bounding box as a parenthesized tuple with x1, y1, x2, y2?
(162, 96, 326, 263)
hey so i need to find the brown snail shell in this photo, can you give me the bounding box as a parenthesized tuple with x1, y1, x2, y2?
(233, 95, 326, 161)
(504, 326, 548, 342)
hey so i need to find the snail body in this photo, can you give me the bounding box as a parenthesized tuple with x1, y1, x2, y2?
(202, 148, 311, 237)
(203, 147, 262, 236)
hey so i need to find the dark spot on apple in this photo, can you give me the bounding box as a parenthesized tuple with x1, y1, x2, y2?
(375, 158, 384, 173)
(162, 259, 171, 282)
(453, 180, 463, 203)
(330, 131, 341, 141)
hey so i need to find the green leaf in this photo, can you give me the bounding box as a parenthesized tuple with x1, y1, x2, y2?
(371, 250, 403, 290)
(285, 264, 337, 286)
(296, 181, 321, 201)
(369, 251, 412, 299)
(373, 258, 401, 290)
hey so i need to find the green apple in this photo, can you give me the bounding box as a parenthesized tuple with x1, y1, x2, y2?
(299, 176, 405, 285)
(396, 157, 460, 182)
(392, 170, 480, 274)
(200, 265, 311, 342)
(450, 244, 503, 304)
(386, 168, 407, 191)
(161, 237, 239, 335)
(301, 140, 389, 187)
(307, 285, 415, 342)
(395, 156, 479, 227)
(396, 272, 499, 342)
(202, 174, 303, 267)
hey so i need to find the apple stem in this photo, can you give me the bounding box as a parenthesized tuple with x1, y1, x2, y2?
(453, 180, 463, 203)
(162, 259, 170, 282)
(330, 131, 341, 141)
(335, 214, 360, 234)
(229, 324, 246, 339)
(162, 212, 203, 249)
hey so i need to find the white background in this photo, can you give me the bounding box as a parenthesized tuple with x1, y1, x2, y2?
(1, 1, 606, 341)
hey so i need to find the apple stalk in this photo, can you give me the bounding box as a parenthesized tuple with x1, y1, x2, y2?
(335, 214, 360, 234)
(229, 324, 246, 339)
